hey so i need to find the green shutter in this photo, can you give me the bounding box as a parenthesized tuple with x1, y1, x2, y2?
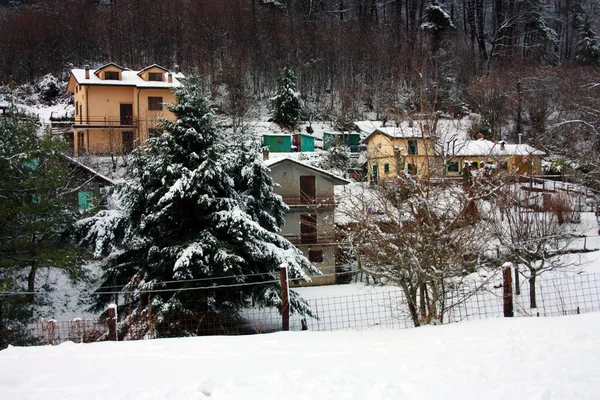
(78, 191, 94, 212)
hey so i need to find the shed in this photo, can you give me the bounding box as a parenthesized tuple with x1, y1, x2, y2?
(263, 134, 292, 153)
(294, 133, 315, 152)
(323, 132, 362, 152)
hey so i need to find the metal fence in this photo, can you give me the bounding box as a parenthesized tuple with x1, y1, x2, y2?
(13, 272, 600, 347)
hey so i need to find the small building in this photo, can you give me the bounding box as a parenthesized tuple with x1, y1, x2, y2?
(265, 157, 350, 285)
(59, 154, 115, 213)
(363, 126, 436, 183)
(67, 63, 184, 156)
(323, 132, 362, 152)
(263, 134, 292, 153)
(446, 139, 545, 176)
(294, 133, 315, 152)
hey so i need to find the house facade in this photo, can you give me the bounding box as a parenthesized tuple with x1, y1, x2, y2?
(363, 127, 436, 183)
(445, 139, 545, 176)
(266, 158, 349, 285)
(67, 63, 184, 156)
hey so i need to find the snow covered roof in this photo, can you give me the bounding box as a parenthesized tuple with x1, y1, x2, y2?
(59, 153, 116, 185)
(358, 118, 472, 142)
(69, 65, 184, 89)
(137, 64, 170, 75)
(265, 157, 350, 185)
(451, 139, 545, 157)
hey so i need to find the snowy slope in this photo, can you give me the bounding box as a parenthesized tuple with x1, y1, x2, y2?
(1, 313, 599, 400)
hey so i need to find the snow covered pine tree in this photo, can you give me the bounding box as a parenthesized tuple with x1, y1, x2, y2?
(78, 76, 319, 337)
(270, 67, 301, 129)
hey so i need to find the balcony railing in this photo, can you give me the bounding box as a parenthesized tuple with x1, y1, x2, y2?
(283, 233, 339, 246)
(280, 195, 336, 207)
(73, 116, 138, 129)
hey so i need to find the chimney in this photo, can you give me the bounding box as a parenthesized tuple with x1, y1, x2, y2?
(167, 72, 173, 83)
(500, 140, 506, 151)
(263, 147, 270, 161)
(84, 66, 90, 79)
(476, 132, 484, 140)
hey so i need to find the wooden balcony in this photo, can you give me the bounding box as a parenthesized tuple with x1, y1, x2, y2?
(73, 116, 138, 130)
(283, 233, 339, 246)
(280, 195, 336, 208)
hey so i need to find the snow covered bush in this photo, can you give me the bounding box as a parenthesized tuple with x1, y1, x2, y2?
(37, 74, 60, 105)
(77, 76, 318, 337)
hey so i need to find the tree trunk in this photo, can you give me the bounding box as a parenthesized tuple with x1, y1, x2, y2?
(400, 281, 420, 327)
(476, 0, 488, 60)
(529, 271, 537, 309)
(27, 264, 37, 303)
(514, 265, 520, 295)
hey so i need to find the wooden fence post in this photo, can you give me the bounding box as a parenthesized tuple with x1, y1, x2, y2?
(108, 304, 118, 341)
(503, 263, 514, 318)
(280, 264, 290, 331)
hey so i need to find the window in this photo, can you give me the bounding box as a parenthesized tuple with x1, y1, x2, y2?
(499, 161, 509, 171)
(78, 191, 94, 213)
(104, 71, 119, 80)
(148, 97, 163, 111)
(408, 139, 418, 155)
(407, 163, 417, 175)
(447, 162, 459, 173)
(384, 163, 390, 174)
(471, 162, 479, 170)
(148, 129, 162, 138)
(148, 72, 163, 81)
(75, 101, 78, 115)
(308, 250, 324, 263)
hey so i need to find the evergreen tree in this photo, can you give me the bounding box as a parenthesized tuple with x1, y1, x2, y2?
(575, 13, 600, 66)
(78, 77, 318, 337)
(421, 1, 455, 50)
(270, 67, 301, 129)
(0, 105, 82, 348)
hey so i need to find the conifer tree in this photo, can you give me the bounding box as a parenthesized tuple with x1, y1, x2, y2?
(270, 67, 301, 129)
(0, 105, 82, 348)
(78, 77, 318, 336)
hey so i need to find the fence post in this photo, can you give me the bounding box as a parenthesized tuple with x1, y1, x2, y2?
(108, 304, 118, 341)
(503, 263, 514, 317)
(280, 264, 290, 331)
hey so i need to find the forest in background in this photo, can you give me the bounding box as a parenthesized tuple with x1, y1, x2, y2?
(1, 0, 599, 171)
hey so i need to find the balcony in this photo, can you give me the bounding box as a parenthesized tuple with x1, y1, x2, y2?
(283, 233, 339, 246)
(280, 195, 336, 208)
(73, 116, 138, 130)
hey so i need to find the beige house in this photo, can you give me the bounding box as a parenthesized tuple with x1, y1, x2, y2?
(67, 63, 184, 155)
(265, 158, 349, 285)
(363, 126, 436, 182)
(445, 139, 545, 176)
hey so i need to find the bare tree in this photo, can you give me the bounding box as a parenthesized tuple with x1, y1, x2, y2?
(491, 186, 580, 308)
(338, 174, 494, 327)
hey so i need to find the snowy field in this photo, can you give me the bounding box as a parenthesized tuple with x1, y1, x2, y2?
(2, 313, 600, 400)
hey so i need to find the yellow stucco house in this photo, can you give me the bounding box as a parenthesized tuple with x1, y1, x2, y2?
(362, 125, 436, 182)
(67, 63, 184, 155)
(445, 139, 545, 177)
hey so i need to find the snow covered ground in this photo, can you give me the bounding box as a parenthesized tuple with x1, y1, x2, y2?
(2, 313, 599, 400)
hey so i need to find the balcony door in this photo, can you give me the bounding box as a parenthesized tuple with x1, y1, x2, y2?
(300, 214, 317, 244)
(120, 104, 133, 125)
(300, 175, 316, 203)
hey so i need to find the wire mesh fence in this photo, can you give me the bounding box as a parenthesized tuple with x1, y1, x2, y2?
(10, 272, 600, 347)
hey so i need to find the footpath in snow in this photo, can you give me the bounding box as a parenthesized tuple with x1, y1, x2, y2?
(1, 313, 599, 400)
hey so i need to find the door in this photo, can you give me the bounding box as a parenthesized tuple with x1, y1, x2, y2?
(300, 214, 317, 244)
(122, 131, 134, 153)
(120, 104, 133, 125)
(300, 175, 316, 203)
